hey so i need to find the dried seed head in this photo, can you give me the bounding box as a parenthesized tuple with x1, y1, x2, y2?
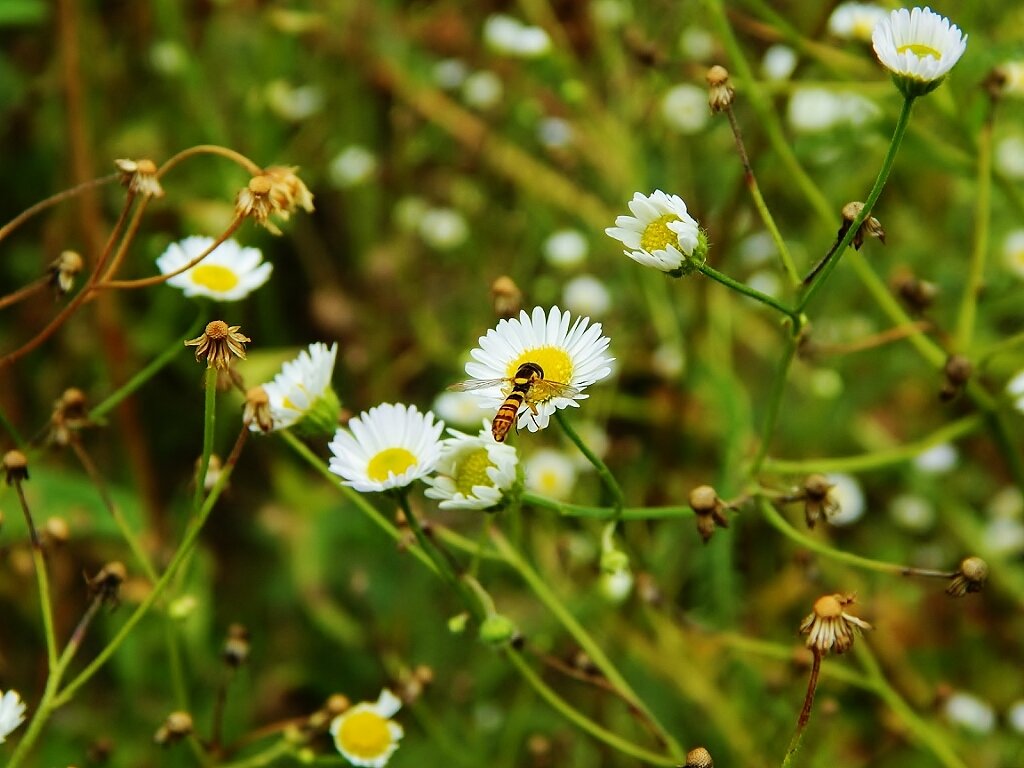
(801, 474, 838, 528)
(689, 484, 729, 543)
(947, 556, 989, 597)
(87, 561, 127, 606)
(236, 167, 313, 234)
(325, 694, 350, 717)
(894, 272, 938, 314)
(49, 250, 85, 295)
(689, 485, 718, 512)
(222, 623, 251, 667)
(706, 65, 734, 113)
(50, 388, 90, 446)
(490, 275, 522, 318)
(184, 321, 251, 370)
(43, 516, 71, 545)
(686, 746, 714, 768)
(799, 593, 872, 655)
(244, 385, 274, 432)
(115, 158, 164, 198)
(940, 355, 973, 402)
(2, 449, 29, 484)
(154, 711, 194, 746)
(839, 201, 885, 250)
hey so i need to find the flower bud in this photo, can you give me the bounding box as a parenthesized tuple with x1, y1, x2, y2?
(478, 614, 519, 647)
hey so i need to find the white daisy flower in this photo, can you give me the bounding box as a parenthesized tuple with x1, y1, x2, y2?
(605, 190, 707, 275)
(943, 691, 995, 734)
(462, 306, 614, 434)
(1003, 229, 1024, 279)
(871, 7, 967, 97)
(258, 342, 340, 434)
(328, 403, 443, 493)
(524, 447, 578, 500)
(156, 236, 272, 301)
(828, 3, 888, 43)
(330, 689, 404, 768)
(0, 689, 26, 743)
(424, 420, 519, 510)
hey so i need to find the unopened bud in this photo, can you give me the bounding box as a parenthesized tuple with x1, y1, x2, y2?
(491, 275, 522, 318)
(49, 250, 85, 295)
(689, 484, 729, 542)
(840, 202, 885, 250)
(706, 65, 734, 113)
(2, 449, 29, 484)
(478, 614, 519, 647)
(947, 556, 988, 597)
(86, 561, 127, 606)
(154, 711, 193, 746)
(686, 746, 714, 768)
(223, 623, 251, 667)
(940, 355, 972, 402)
(43, 517, 70, 545)
(894, 272, 938, 314)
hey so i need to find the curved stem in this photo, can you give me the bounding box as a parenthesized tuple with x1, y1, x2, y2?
(157, 144, 263, 179)
(799, 96, 916, 310)
(697, 261, 801, 325)
(553, 411, 624, 514)
(0, 174, 118, 244)
(521, 490, 694, 520)
(0, 276, 50, 312)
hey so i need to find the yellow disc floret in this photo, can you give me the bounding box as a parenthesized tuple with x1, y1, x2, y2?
(454, 448, 495, 495)
(190, 264, 240, 292)
(367, 448, 418, 482)
(507, 346, 574, 389)
(335, 708, 392, 761)
(639, 214, 682, 254)
(897, 43, 941, 59)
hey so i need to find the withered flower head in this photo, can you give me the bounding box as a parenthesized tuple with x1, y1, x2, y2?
(49, 250, 85, 295)
(236, 167, 313, 235)
(799, 593, 872, 655)
(154, 711, 194, 746)
(2, 449, 29, 484)
(243, 386, 274, 432)
(706, 65, 734, 113)
(685, 746, 714, 768)
(115, 158, 164, 198)
(86, 561, 127, 607)
(940, 354, 972, 402)
(185, 321, 250, 370)
(947, 556, 988, 597)
(50, 387, 90, 446)
(689, 484, 730, 543)
(801, 474, 837, 528)
(840, 201, 885, 250)
(222, 623, 251, 667)
(490, 275, 522, 318)
(894, 272, 938, 315)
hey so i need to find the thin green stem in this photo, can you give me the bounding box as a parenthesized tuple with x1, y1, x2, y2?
(554, 411, 625, 514)
(193, 368, 218, 511)
(216, 738, 296, 768)
(750, 336, 798, 474)
(955, 100, 994, 352)
(799, 96, 916, 310)
(697, 261, 801, 325)
(31, 547, 59, 672)
(521, 491, 694, 520)
(762, 413, 985, 475)
(977, 329, 1024, 366)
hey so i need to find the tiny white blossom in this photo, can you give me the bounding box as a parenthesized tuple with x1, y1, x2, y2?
(0, 689, 26, 743)
(996, 135, 1024, 179)
(828, 3, 888, 42)
(787, 87, 880, 133)
(1002, 229, 1024, 279)
(156, 236, 272, 302)
(524, 448, 578, 500)
(462, 70, 504, 110)
(418, 208, 469, 250)
(762, 45, 798, 81)
(825, 473, 865, 526)
(562, 274, 611, 317)
(543, 229, 589, 269)
(329, 145, 378, 188)
(678, 27, 714, 61)
(660, 84, 709, 134)
(943, 691, 995, 734)
(483, 15, 551, 58)
(913, 443, 958, 474)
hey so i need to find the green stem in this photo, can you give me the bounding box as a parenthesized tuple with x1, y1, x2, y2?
(697, 261, 801, 325)
(521, 491, 694, 520)
(503, 650, 677, 766)
(799, 96, 916, 310)
(490, 529, 686, 762)
(954, 101, 994, 352)
(554, 411, 624, 514)
(977, 328, 1024, 366)
(216, 738, 296, 768)
(750, 336, 798, 474)
(193, 367, 218, 511)
(761, 413, 985, 475)
(31, 547, 59, 672)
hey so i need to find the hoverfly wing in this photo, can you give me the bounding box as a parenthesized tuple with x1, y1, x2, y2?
(447, 377, 512, 393)
(529, 379, 582, 401)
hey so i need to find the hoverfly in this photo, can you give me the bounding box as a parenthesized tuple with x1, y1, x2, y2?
(448, 362, 581, 442)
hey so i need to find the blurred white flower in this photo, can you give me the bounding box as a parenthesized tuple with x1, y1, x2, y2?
(432, 390, 487, 429)
(525, 448, 578, 500)
(995, 135, 1024, 179)
(156, 237, 272, 302)
(828, 3, 888, 42)
(679, 27, 714, 61)
(651, 342, 685, 379)
(329, 145, 378, 188)
(1007, 700, 1024, 734)
(825, 473, 865, 526)
(913, 443, 958, 474)
(563, 274, 612, 317)
(889, 494, 936, 533)
(943, 691, 996, 734)
(983, 517, 1024, 556)
(746, 269, 783, 300)
(419, 208, 469, 250)
(0, 689, 26, 743)
(265, 79, 324, 121)
(538, 117, 573, 148)
(462, 70, 504, 110)
(787, 87, 880, 132)
(149, 40, 187, 75)
(1008, 369, 1024, 412)
(762, 45, 798, 81)
(738, 231, 777, 267)
(592, 0, 629, 28)
(660, 84, 708, 134)
(599, 568, 634, 603)
(484, 15, 551, 58)
(995, 62, 1024, 97)
(543, 229, 589, 269)
(1002, 229, 1024, 279)
(433, 58, 468, 90)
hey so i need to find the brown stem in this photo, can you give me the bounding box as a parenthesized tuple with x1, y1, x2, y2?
(157, 145, 263, 179)
(13, 477, 41, 548)
(98, 196, 151, 282)
(0, 276, 51, 312)
(797, 648, 822, 728)
(65, 595, 104, 660)
(0, 175, 117, 244)
(809, 321, 934, 357)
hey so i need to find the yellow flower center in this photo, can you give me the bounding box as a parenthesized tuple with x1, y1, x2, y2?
(640, 214, 681, 253)
(454, 448, 495, 495)
(336, 710, 392, 760)
(190, 264, 240, 292)
(896, 43, 941, 60)
(506, 346, 574, 391)
(367, 447, 418, 482)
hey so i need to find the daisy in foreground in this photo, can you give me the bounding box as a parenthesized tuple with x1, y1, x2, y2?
(156, 236, 272, 301)
(330, 689, 404, 768)
(256, 342, 340, 433)
(605, 191, 708, 276)
(424, 420, 519, 510)
(872, 7, 967, 97)
(461, 306, 613, 436)
(328, 403, 443, 492)
(0, 688, 26, 743)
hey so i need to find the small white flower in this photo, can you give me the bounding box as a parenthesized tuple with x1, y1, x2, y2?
(563, 274, 611, 317)
(329, 145, 378, 188)
(872, 7, 967, 96)
(328, 403, 444, 493)
(825, 473, 865, 526)
(259, 342, 340, 433)
(418, 208, 469, 250)
(651, 342, 685, 379)
(330, 689, 404, 768)
(1008, 369, 1024, 412)
(599, 568, 634, 602)
(762, 45, 798, 81)
(462, 70, 504, 110)
(463, 306, 614, 434)
(913, 443, 958, 474)
(1003, 229, 1024, 279)
(433, 58, 468, 90)
(0, 689, 26, 743)
(994, 61, 1024, 98)
(660, 84, 709, 134)
(678, 27, 714, 61)
(996, 135, 1024, 179)
(1007, 700, 1024, 734)
(156, 236, 272, 302)
(605, 190, 705, 274)
(265, 79, 324, 121)
(524, 448, 578, 500)
(983, 517, 1024, 556)
(943, 691, 995, 734)
(424, 420, 519, 510)
(828, 3, 888, 42)
(483, 15, 550, 58)
(787, 87, 880, 133)
(889, 494, 936, 532)
(543, 229, 589, 269)
(432, 390, 488, 429)
(538, 117, 573, 148)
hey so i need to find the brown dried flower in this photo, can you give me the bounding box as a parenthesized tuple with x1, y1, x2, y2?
(706, 65, 734, 113)
(236, 167, 313, 234)
(223, 623, 251, 667)
(689, 484, 730, 543)
(154, 711, 194, 746)
(50, 387, 91, 446)
(2, 449, 29, 484)
(840, 201, 886, 250)
(800, 474, 838, 528)
(49, 250, 85, 295)
(686, 746, 714, 768)
(490, 275, 522, 318)
(244, 386, 274, 432)
(947, 556, 988, 597)
(185, 321, 250, 370)
(115, 158, 164, 198)
(86, 561, 127, 607)
(940, 354, 972, 402)
(799, 593, 872, 655)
